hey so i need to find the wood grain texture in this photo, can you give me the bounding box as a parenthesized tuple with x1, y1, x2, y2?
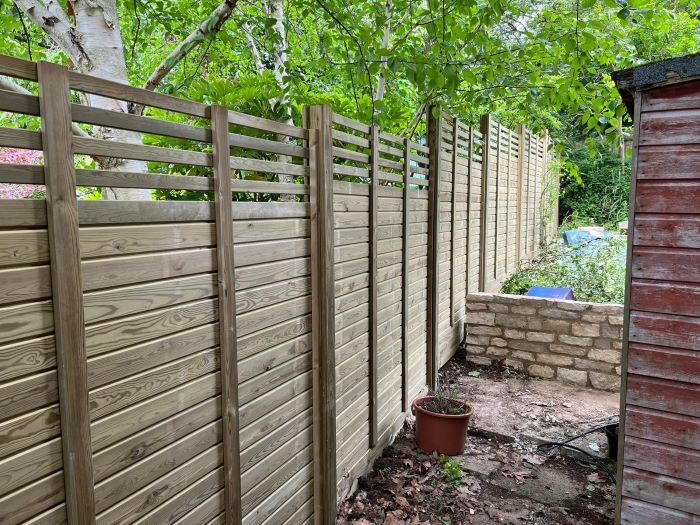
(426, 107, 441, 389)
(368, 124, 379, 448)
(211, 105, 242, 525)
(304, 105, 337, 524)
(37, 60, 95, 524)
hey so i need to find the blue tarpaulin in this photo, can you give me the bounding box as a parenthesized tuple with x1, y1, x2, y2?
(526, 286, 575, 300)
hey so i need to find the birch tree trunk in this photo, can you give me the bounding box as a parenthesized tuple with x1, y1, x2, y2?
(268, 0, 296, 202)
(70, 0, 152, 200)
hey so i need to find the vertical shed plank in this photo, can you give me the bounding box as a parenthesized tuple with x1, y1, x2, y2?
(616, 91, 643, 525)
(402, 138, 411, 412)
(369, 124, 379, 447)
(212, 106, 242, 525)
(426, 107, 442, 388)
(304, 105, 336, 524)
(450, 118, 458, 326)
(37, 61, 95, 524)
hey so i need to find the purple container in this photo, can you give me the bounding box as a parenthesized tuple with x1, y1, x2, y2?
(525, 286, 574, 300)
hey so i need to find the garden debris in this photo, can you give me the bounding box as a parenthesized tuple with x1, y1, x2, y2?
(337, 355, 617, 524)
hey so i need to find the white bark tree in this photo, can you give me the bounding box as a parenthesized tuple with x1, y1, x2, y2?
(10, 0, 237, 200)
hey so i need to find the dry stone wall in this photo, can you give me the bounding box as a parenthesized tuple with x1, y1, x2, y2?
(464, 293, 624, 391)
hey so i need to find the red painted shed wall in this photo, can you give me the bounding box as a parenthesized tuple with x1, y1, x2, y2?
(621, 78, 700, 523)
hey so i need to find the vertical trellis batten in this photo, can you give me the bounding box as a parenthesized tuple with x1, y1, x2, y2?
(450, 117, 459, 327)
(426, 106, 442, 389)
(516, 125, 525, 266)
(369, 124, 379, 448)
(304, 105, 337, 524)
(401, 138, 411, 412)
(478, 114, 491, 292)
(465, 127, 474, 297)
(211, 105, 242, 525)
(37, 61, 96, 524)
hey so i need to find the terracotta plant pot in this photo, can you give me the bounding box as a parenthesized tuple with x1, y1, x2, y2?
(413, 396, 474, 456)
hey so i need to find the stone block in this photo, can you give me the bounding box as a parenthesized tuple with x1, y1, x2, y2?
(601, 324, 622, 339)
(509, 340, 547, 353)
(593, 338, 612, 349)
(537, 353, 574, 366)
(589, 372, 621, 391)
(572, 323, 600, 337)
(490, 337, 508, 347)
(466, 345, 486, 355)
(495, 313, 528, 329)
(467, 356, 493, 366)
(466, 303, 488, 311)
(581, 313, 606, 323)
(486, 346, 509, 357)
(487, 303, 510, 313)
(588, 348, 622, 364)
(466, 334, 491, 346)
(543, 319, 570, 334)
(469, 325, 502, 336)
(466, 311, 495, 326)
(511, 350, 535, 361)
(528, 318, 544, 330)
(557, 368, 588, 386)
(549, 344, 588, 357)
(527, 363, 555, 379)
(526, 331, 555, 343)
(504, 328, 526, 339)
(538, 308, 580, 320)
(511, 305, 537, 315)
(574, 358, 615, 373)
(557, 301, 590, 312)
(559, 334, 593, 347)
(608, 315, 624, 326)
(592, 304, 624, 314)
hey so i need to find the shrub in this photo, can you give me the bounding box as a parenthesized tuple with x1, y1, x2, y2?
(559, 146, 630, 230)
(501, 236, 626, 304)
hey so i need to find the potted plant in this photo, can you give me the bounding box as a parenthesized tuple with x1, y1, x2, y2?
(413, 384, 473, 455)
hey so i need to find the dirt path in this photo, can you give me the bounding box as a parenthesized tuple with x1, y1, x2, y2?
(336, 357, 619, 525)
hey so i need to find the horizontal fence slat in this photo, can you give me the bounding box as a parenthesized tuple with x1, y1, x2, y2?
(229, 156, 309, 176)
(73, 136, 212, 166)
(68, 70, 208, 117)
(71, 104, 211, 142)
(231, 179, 309, 194)
(227, 110, 305, 139)
(0, 127, 42, 150)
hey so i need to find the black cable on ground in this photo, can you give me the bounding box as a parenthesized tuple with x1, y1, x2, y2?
(536, 422, 618, 484)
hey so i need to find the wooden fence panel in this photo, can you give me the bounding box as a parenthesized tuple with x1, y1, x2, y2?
(0, 54, 557, 525)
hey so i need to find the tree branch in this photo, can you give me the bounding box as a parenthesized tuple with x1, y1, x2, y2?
(0, 76, 90, 138)
(242, 18, 265, 71)
(13, 0, 91, 68)
(142, 0, 237, 93)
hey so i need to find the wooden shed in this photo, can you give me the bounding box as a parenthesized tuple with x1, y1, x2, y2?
(613, 53, 700, 524)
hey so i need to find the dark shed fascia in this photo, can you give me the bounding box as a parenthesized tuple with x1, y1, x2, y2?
(612, 52, 700, 113)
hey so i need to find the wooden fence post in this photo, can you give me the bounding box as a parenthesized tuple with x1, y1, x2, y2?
(304, 104, 337, 524)
(37, 61, 96, 524)
(450, 117, 458, 327)
(478, 115, 491, 292)
(465, 127, 474, 296)
(402, 139, 411, 412)
(369, 124, 379, 447)
(515, 125, 525, 267)
(426, 105, 442, 389)
(211, 105, 242, 525)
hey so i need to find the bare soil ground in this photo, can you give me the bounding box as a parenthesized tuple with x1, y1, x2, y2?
(336, 356, 619, 525)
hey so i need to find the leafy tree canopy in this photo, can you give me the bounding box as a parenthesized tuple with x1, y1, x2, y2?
(1, 0, 698, 178)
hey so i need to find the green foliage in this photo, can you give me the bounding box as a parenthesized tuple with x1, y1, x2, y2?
(438, 455, 464, 485)
(560, 145, 631, 229)
(501, 236, 627, 303)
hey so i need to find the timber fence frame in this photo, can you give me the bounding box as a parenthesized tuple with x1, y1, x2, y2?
(0, 55, 556, 524)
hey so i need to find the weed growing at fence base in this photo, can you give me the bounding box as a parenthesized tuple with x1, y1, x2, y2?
(501, 236, 626, 304)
